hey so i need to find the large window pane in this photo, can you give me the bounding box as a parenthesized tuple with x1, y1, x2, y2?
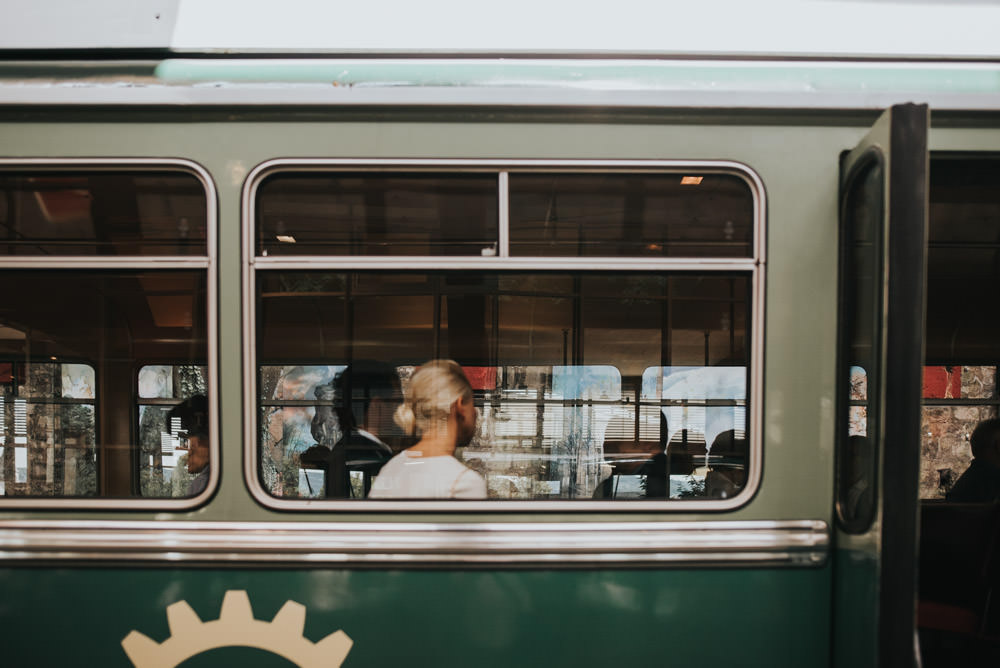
(0, 271, 209, 498)
(508, 173, 753, 257)
(0, 171, 208, 256)
(255, 172, 499, 256)
(256, 270, 751, 500)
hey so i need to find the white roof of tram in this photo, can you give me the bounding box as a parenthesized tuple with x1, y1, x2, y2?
(3, 0, 1000, 58)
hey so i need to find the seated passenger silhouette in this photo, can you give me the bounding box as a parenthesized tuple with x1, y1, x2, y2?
(168, 395, 210, 496)
(947, 418, 1000, 503)
(300, 361, 402, 498)
(704, 430, 748, 499)
(369, 359, 486, 499)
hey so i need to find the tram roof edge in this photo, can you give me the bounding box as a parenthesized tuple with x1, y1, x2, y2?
(3, 0, 1000, 60)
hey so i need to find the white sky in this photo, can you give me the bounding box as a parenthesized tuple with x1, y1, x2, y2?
(3, 0, 1000, 57)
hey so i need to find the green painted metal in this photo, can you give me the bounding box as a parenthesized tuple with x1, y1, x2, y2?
(0, 115, 856, 523)
(2, 93, 1000, 667)
(0, 566, 830, 666)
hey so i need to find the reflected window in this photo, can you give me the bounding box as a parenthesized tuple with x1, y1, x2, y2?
(638, 366, 748, 499)
(509, 172, 753, 257)
(0, 171, 208, 256)
(0, 361, 96, 496)
(255, 172, 499, 256)
(919, 365, 998, 499)
(137, 365, 208, 498)
(0, 271, 209, 499)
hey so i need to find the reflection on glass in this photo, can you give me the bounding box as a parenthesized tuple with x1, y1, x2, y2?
(259, 364, 348, 498)
(0, 171, 208, 256)
(0, 362, 96, 497)
(137, 365, 207, 498)
(256, 271, 752, 501)
(509, 173, 753, 258)
(0, 271, 208, 498)
(920, 404, 997, 499)
(640, 366, 748, 500)
(255, 173, 499, 256)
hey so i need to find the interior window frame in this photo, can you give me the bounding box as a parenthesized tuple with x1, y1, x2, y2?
(0, 158, 219, 510)
(243, 158, 765, 511)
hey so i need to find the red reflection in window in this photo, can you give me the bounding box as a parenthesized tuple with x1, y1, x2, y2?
(923, 366, 961, 399)
(463, 366, 498, 391)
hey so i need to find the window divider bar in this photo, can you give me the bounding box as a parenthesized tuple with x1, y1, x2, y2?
(498, 171, 510, 258)
(251, 257, 757, 272)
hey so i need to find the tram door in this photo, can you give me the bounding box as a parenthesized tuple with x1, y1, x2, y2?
(833, 103, 929, 668)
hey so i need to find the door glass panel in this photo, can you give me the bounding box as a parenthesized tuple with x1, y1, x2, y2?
(836, 156, 883, 531)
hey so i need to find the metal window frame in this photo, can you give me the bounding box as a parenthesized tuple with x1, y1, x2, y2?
(0, 158, 219, 510)
(243, 158, 765, 512)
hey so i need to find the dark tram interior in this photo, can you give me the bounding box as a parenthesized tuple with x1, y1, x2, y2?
(917, 156, 1000, 665)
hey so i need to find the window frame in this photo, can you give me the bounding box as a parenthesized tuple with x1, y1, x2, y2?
(0, 158, 219, 510)
(243, 158, 765, 511)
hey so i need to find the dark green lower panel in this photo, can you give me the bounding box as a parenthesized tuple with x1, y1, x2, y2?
(0, 566, 830, 666)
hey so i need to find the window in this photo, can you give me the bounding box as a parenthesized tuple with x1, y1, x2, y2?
(0, 162, 215, 506)
(248, 161, 761, 507)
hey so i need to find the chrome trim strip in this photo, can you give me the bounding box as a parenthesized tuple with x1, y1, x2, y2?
(498, 171, 509, 258)
(242, 158, 765, 513)
(247, 157, 764, 174)
(0, 257, 211, 269)
(252, 257, 758, 271)
(0, 157, 220, 511)
(0, 519, 827, 567)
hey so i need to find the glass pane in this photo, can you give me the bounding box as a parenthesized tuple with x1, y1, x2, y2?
(0, 363, 96, 496)
(256, 270, 751, 500)
(836, 157, 883, 531)
(0, 270, 209, 498)
(137, 365, 208, 498)
(255, 172, 499, 256)
(926, 158, 1000, 362)
(508, 172, 753, 257)
(0, 171, 208, 256)
(920, 405, 997, 499)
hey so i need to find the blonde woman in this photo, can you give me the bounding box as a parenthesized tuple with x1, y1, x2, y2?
(369, 360, 487, 499)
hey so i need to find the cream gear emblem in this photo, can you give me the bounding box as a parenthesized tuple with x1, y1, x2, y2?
(121, 589, 353, 667)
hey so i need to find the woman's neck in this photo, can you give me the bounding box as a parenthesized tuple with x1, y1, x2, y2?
(406, 426, 456, 458)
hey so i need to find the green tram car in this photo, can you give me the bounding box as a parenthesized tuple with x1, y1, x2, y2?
(3, 9, 1000, 667)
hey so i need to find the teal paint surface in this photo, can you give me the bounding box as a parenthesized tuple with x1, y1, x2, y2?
(0, 566, 829, 666)
(832, 548, 879, 668)
(152, 59, 1000, 95)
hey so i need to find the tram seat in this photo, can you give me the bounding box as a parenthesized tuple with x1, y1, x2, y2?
(917, 501, 1000, 664)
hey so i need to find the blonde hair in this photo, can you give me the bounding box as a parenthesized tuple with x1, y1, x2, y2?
(394, 359, 473, 436)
